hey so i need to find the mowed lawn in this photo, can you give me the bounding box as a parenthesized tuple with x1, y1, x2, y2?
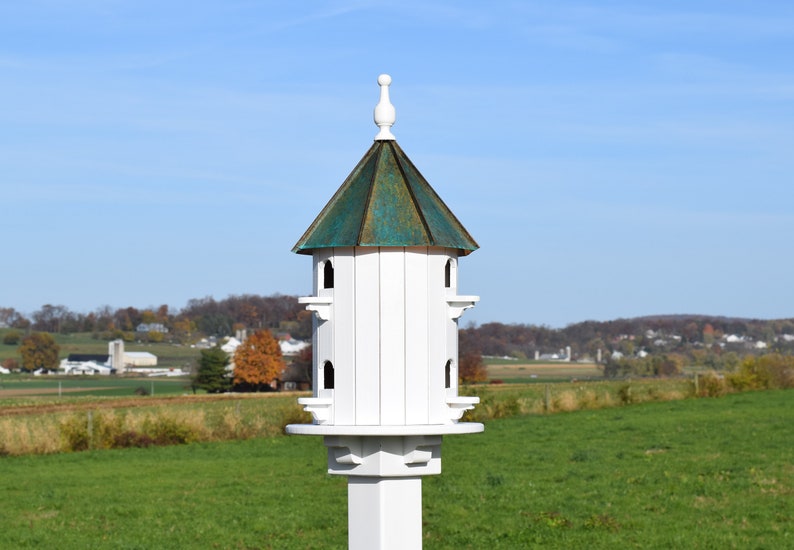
(1, 390, 791, 549)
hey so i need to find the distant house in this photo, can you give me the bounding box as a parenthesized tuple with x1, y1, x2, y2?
(136, 323, 168, 334)
(221, 337, 242, 354)
(536, 346, 572, 362)
(280, 362, 311, 391)
(34, 368, 58, 376)
(280, 338, 309, 356)
(59, 354, 115, 375)
(193, 336, 219, 349)
(220, 335, 310, 356)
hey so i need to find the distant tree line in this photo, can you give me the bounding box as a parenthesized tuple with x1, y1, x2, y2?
(0, 295, 311, 344)
(459, 315, 794, 377)
(461, 316, 794, 356)
(4, 298, 794, 379)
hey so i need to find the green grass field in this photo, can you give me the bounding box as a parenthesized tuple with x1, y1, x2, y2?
(1, 390, 790, 548)
(0, 330, 201, 370)
(0, 348, 606, 406)
(0, 375, 191, 402)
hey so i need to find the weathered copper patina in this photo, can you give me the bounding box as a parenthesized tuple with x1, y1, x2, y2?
(293, 140, 478, 255)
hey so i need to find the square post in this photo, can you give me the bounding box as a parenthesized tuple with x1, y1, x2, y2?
(348, 477, 422, 550)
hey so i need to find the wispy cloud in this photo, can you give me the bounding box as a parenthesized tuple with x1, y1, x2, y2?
(519, 23, 622, 53)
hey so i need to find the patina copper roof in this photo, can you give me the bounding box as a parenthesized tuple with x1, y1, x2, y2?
(292, 138, 478, 255)
(294, 74, 477, 255)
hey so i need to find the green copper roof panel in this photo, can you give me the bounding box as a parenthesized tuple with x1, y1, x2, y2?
(292, 140, 478, 255)
(359, 142, 428, 246)
(397, 147, 479, 251)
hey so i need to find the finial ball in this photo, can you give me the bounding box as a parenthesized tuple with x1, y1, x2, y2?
(378, 74, 392, 86)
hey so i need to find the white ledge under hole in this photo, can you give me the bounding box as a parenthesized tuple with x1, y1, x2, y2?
(298, 397, 333, 423)
(446, 396, 479, 420)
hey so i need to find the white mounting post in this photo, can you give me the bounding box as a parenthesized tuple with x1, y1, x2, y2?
(348, 477, 422, 550)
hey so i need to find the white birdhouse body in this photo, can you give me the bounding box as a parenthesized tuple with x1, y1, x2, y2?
(300, 245, 476, 428)
(288, 73, 481, 440)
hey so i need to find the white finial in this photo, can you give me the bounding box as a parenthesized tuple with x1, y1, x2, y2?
(374, 73, 396, 140)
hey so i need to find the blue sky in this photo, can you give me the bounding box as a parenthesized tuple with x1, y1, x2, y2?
(2, 1, 793, 327)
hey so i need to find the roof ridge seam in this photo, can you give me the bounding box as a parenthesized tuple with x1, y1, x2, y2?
(390, 141, 435, 246)
(357, 141, 383, 245)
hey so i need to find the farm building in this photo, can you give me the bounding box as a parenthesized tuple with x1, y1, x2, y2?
(59, 354, 115, 375)
(124, 351, 158, 367)
(56, 340, 159, 375)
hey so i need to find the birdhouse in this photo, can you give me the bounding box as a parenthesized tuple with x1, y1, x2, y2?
(286, 75, 482, 549)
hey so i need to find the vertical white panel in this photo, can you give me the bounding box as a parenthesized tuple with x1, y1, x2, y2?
(427, 248, 448, 424)
(404, 247, 429, 424)
(445, 326, 459, 399)
(333, 248, 356, 424)
(445, 249, 460, 398)
(355, 248, 381, 424)
(379, 248, 406, 425)
(316, 250, 333, 401)
(449, 254, 458, 292)
(311, 251, 321, 398)
(311, 251, 320, 295)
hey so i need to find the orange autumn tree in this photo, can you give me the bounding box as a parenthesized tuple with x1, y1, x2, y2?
(232, 329, 286, 391)
(459, 349, 487, 384)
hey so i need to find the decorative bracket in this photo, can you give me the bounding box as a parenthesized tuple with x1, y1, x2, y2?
(446, 295, 480, 320)
(298, 296, 333, 321)
(403, 437, 436, 465)
(328, 437, 364, 465)
(323, 435, 443, 477)
(297, 397, 333, 424)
